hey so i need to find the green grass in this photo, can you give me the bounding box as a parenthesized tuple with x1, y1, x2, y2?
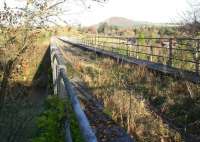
(32, 96, 66, 142)
(32, 95, 84, 142)
(103, 107, 113, 117)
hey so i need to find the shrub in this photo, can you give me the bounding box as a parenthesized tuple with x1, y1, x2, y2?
(32, 96, 66, 142)
(32, 95, 84, 142)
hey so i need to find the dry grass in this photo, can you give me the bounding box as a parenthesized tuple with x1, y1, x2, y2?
(80, 59, 182, 142)
(59, 42, 200, 142)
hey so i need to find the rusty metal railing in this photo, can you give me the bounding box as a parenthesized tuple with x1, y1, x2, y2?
(78, 35, 200, 75)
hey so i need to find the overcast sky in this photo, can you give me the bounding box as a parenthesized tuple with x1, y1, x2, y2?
(1, 0, 190, 26)
(78, 0, 189, 26)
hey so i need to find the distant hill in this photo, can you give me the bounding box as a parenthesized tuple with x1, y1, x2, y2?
(91, 17, 179, 28)
(104, 17, 151, 28)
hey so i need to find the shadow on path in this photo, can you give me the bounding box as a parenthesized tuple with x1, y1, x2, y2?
(0, 46, 51, 142)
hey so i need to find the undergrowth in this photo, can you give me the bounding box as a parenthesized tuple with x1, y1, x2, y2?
(32, 96, 66, 142)
(32, 95, 84, 142)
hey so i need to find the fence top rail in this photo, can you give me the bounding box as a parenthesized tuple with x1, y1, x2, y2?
(82, 41, 200, 52)
(50, 37, 98, 142)
(82, 34, 200, 41)
(51, 48, 66, 64)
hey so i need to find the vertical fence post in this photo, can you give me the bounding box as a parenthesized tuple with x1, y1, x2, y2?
(87, 36, 89, 46)
(147, 40, 152, 61)
(90, 36, 92, 46)
(113, 37, 115, 52)
(92, 36, 93, 46)
(150, 45, 153, 62)
(53, 59, 58, 95)
(91, 36, 93, 46)
(168, 38, 173, 66)
(99, 36, 101, 49)
(86, 36, 88, 46)
(95, 35, 96, 46)
(150, 39, 154, 62)
(93, 36, 94, 46)
(90, 36, 91, 46)
(102, 37, 104, 50)
(86, 36, 89, 46)
(111, 37, 113, 52)
(86, 36, 87, 46)
(88, 36, 90, 46)
(129, 40, 132, 57)
(118, 37, 120, 54)
(83, 36, 84, 45)
(58, 65, 67, 98)
(136, 40, 139, 59)
(94, 35, 96, 51)
(196, 39, 200, 75)
(59, 67, 73, 142)
(97, 35, 99, 49)
(126, 39, 129, 57)
(101, 36, 103, 50)
(65, 120, 72, 142)
(57, 65, 73, 142)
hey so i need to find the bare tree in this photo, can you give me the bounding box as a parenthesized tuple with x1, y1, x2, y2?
(181, 0, 200, 36)
(0, 0, 107, 105)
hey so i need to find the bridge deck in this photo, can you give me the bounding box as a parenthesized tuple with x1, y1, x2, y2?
(59, 37, 200, 84)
